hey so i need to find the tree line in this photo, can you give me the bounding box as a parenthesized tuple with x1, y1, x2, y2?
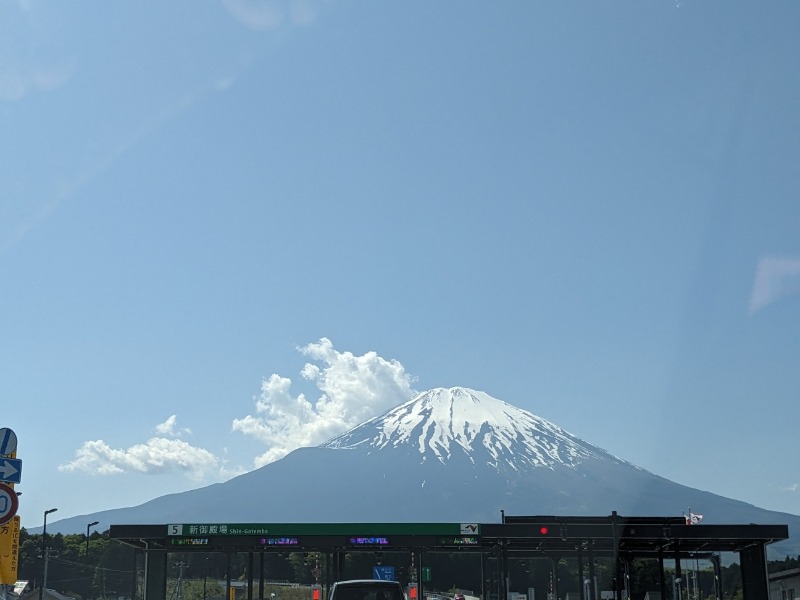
(13, 528, 800, 600)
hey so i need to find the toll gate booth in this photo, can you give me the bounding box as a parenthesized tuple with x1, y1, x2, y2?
(109, 513, 788, 600)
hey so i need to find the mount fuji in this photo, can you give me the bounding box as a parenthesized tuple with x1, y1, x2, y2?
(45, 387, 800, 556)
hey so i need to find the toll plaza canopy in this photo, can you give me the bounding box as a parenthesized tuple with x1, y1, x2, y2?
(109, 516, 788, 555)
(109, 514, 789, 600)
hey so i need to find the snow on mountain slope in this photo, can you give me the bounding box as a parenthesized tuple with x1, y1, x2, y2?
(322, 387, 640, 473)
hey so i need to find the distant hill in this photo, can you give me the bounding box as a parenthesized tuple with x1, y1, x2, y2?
(42, 387, 800, 557)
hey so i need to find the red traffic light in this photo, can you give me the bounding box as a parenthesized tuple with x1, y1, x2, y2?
(538, 526, 549, 535)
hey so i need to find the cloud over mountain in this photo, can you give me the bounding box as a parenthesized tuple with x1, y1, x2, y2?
(232, 337, 418, 466)
(59, 339, 416, 481)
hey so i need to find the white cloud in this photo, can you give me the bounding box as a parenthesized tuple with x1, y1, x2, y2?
(749, 256, 800, 314)
(61, 339, 417, 480)
(288, 0, 321, 26)
(0, 3, 76, 102)
(232, 337, 418, 467)
(221, 0, 321, 31)
(222, 0, 285, 31)
(59, 420, 233, 481)
(0, 52, 74, 100)
(155, 415, 191, 437)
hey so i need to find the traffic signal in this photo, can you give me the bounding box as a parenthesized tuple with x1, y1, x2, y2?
(537, 526, 549, 535)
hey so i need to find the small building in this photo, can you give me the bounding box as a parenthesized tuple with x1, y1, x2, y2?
(769, 568, 800, 600)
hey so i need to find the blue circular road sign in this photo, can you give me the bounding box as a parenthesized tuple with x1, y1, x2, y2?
(0, 428, 17, 456)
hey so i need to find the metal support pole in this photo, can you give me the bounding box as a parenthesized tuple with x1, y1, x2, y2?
(131, 550, 139, 600)
(481, 553, 486, 600)
(416, 550, 423, 600)
(204, 557, 209, 600)
(740, 545, 770, 600)
(550, 557, 559, 600)
(259, 552, 265, 600)
(501, 540, 509, 600)
(226, 552, 232, 600)
(39, 508, 57, 600)
(143, 543, 149, 600)
(674, 547, 683, 600)
(611, 512, 620, 600)
(143, 548, 167, 600)
(324, 552, 330, 600)
(588, 543, 596, 600)
(41, 548, 51, 600)
(711, 554, 723, 600)
(225, 551, 235, 600)
(247, 552, 254, 600)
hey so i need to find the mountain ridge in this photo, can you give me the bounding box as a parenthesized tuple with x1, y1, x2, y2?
(39, 387, 800, 558)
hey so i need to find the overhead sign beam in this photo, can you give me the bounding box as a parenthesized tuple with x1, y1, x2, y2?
(110, 518, 789, 556)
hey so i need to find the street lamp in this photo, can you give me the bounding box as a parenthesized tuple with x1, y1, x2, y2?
(39, 508, 58, 600)
(86, 521, 99, 562)
(84, 521, 99, 600)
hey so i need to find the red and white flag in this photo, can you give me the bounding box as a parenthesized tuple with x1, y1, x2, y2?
(685, 512, 703, 525)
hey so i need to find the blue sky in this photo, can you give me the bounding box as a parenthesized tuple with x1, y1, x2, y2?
(2, 0, 799, 530)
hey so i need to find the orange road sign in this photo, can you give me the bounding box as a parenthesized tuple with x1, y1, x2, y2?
(0, 516, 20, 584)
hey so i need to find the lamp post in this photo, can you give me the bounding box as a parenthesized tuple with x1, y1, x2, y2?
(84, 521, 99, 600)
(86, 521, 99, 563)
(39, 508, 58, 600)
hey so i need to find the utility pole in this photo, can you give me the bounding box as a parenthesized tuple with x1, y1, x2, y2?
(175, 561, 187, 600)
(204, 557, 209, 600)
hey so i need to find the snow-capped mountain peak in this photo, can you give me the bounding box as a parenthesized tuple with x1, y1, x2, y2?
(322, 387, 631, 472)
(42, 385, 800, 560)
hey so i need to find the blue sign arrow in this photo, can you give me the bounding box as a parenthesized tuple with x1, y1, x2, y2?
(372, 566, 395, 581)
(0, 458, 21, 484)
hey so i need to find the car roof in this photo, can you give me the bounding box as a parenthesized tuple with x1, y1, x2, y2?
(333, 580, 401, 585)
